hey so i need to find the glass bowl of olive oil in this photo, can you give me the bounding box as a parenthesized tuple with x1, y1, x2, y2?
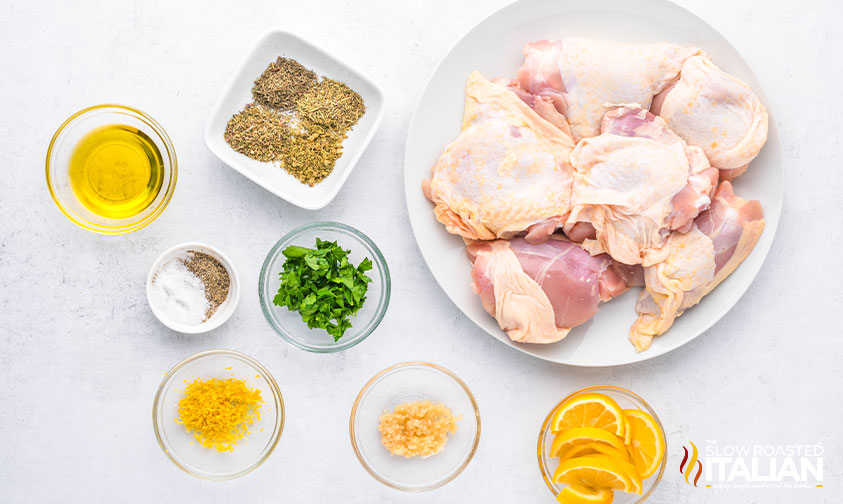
(46, 104, 177, 234)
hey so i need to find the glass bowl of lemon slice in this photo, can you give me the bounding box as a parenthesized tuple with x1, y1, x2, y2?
(537, 386, 667, 503)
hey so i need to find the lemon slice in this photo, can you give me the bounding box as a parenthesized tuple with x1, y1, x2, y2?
(620, 461, 643, 495)
(622, 415, 632, 445)
(559, 442, 630, 463)
(551, 427, 628, 458)
(552, 455, 639, 493)
(552, 393, 625, 436)
(556, 484, 614, 503)
(624, 409, 666, 479)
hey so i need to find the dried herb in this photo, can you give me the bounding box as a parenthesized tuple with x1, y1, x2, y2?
(296, 78, 366, 133)
(223, 104, 288, 162)
(252, 57, 317, 110)
(184, 251, 230, 319)
(281, 125, 344, 186)
(224, 56, 367, 187)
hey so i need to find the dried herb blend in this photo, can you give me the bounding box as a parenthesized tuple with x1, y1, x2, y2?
(295, 78, 366, 134)
(224, 104, 288, 162)
(184, 251, 230, 319)
(252, 57, 317, 110)
(223, 56, 367, 186)
(281, 126, 344, 186)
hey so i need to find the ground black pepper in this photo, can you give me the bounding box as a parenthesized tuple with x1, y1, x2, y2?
(184, 251, 230, 319)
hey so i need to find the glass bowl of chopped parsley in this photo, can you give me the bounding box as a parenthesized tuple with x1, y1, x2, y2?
(259, 221, 391, 352)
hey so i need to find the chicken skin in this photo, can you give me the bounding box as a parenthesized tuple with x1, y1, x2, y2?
(424, 72, 575, 244)
(565, 105, 719, 266)
(629, 182, 764, 351)
(516, 38, 702, 140)
(652, 55, 769, 180)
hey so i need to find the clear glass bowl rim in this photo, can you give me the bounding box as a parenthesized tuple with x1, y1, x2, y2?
(258, 221, 391, 353)
(348, 361, 482, 492)
(45, 103, 178, 235)
(537, 385, 667, 502)
(151, 349, 285, 480)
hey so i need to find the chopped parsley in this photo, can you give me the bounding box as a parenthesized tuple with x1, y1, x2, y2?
(273, 238, 373, 341)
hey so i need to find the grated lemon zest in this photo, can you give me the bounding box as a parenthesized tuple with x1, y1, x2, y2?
(175, 377, 263, 452)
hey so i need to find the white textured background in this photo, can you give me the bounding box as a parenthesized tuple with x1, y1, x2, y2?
(1, 0, 841, 502)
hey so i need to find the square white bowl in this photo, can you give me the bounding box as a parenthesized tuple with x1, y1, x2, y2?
(204, 30, 385, 210)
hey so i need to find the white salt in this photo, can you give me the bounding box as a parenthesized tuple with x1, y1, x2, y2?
(150, 256, 210, 326)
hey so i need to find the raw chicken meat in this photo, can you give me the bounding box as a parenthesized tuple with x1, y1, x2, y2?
(565, 105, 719, 266)
(497, 78, 574, 137)
(516, 38, 702, 140)
(424, 72, 575, 244)
(629, 182, 764, 351)
(467, 237, 632, 344)
(652, 55, 768, 180)
(423, 36, 771, 351)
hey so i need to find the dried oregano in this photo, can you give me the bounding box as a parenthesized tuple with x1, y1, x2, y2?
(223, 104, 288, 162)
(252, 57, 317, 110)
(295, 78, 366, 133)
(280, 124, 345, 186)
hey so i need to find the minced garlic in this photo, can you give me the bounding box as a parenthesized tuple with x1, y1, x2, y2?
(176, 377, 263, 452)
(378, 400, 460, 458)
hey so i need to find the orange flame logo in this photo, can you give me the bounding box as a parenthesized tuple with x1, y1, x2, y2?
(680, 441, 703, 487)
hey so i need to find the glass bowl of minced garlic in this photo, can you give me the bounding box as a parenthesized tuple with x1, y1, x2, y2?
(349, 362, 481, 491)
(153, 349, 284, 480)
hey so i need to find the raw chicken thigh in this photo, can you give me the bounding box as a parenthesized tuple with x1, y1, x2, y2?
(424, 36, 771, 353)
(629, 182, 764, 351)
(565, 105, 719, 266)
(652, 55, 769, 180)
(467, 237, 631, 344)
(424, 72, 575, 243)
(516, 38, 702, 140)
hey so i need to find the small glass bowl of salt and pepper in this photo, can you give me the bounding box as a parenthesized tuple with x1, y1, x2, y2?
(146, 242, 240, 334)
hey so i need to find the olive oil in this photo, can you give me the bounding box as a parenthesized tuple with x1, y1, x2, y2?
(69, 124, 164, 219)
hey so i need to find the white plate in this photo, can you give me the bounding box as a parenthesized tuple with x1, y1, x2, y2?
(205, 30, 385, 210)
(404, 0, 782, 366)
